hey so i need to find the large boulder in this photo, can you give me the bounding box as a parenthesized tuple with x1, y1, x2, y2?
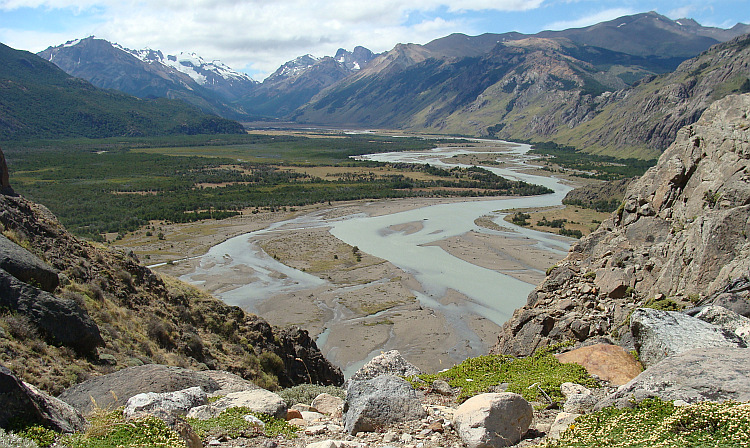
(343, 375, 426, 435)
(630, 308, 746, 367)
(596, 347, 750, 409)
(58, 364, 221, 414)
(0, 269, 102, 355)
(555, 343, 642, 386)
(123, 386, 208, 419)
(452, 393, 533, 448)
(0, 365, 85, 432)
(348, 350, 421, 383)
(0, 234, 59, 292)
(187, 389, 287, 420)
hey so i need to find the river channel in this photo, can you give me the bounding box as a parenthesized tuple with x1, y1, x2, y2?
(179, 139, 573, 376)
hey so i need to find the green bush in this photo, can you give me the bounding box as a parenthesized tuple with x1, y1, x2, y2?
(187, 407, 297, 440)
(415, 345, 598, 403)
(277, 384, 346, 407)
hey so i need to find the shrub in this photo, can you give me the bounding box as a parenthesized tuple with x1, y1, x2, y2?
(277, 384, 346, 407)
(61, 410, 184, 448)
(415, 344, 597, 403)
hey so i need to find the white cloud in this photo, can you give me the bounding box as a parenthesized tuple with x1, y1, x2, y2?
(1, 0, 551, 79)
(545, 7, 634, 30)
(668, 5, 695, 19)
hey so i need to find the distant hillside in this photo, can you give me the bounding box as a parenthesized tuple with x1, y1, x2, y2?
(0, 43, 245, 140)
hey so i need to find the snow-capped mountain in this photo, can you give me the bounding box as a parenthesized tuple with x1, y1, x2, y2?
(113, 42, 255, 87)
(236, 46, 376, 117)
(38, 37, 258, 119)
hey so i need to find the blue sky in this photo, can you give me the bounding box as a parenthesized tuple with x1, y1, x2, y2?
(1, 0, 748, 80)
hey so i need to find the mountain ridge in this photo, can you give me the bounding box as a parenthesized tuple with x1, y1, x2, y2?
(0, 43, 245, 140)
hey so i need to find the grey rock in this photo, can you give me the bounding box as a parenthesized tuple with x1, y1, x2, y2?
(563, 393, 598, 414)
(202, 370, 259, 396)
(560, 382, 592, 399)
(344, 374, 426, 435)
(548, 412, 581, 440)
(0, 234, 58, 292)
(453, 393, 533, 448)
(431, 379, 453, 396)
(0, 268, 103, 355)
(596, 348, 750, 409)
(349, 350, 421, 383)
(710, 292, 750, 318)
(123, 386, 207, 419)
(311, 392, 344, 417)
(631, 308, 746, 367)
(190, 389, 287, 420)
(689, 305, 750, 343)
(0, 364, 85, 432)
(58, 364, 220, 414)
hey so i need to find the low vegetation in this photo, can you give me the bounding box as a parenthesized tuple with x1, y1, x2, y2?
(415, 345, 598, 403)
(541, 398, 750, 448)
(528, 141, 656, 180)
(277, 384, 346, 407)
(3, 133, 551, 241)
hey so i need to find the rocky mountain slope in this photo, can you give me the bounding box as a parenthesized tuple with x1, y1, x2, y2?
(296, 30, 749, 159)
(0, 153, 342, 395)
(38, 37, 257, 120)
(235, 47, 375, 117)
(492, 92, 750, 357)
(0, 43, 244, 140)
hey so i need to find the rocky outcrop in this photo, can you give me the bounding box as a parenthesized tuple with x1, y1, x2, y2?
(0, 364, 85, 432)
(0, 147, 13, 196)
(0, 268, 103, 355)
(595, 347, 750, 408)
(58, 364, 221, 415)
(343, 375, 426, 435)
(493, 93, 750, 357)
(0, 234, 59, 292)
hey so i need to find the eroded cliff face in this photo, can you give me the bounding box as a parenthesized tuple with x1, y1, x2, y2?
(493, 92, 750, 357)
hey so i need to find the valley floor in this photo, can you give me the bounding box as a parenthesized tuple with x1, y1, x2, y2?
(111, 144, 607, 375)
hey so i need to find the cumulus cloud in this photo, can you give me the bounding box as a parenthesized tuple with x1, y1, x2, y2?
(1, 0, 551, 79)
